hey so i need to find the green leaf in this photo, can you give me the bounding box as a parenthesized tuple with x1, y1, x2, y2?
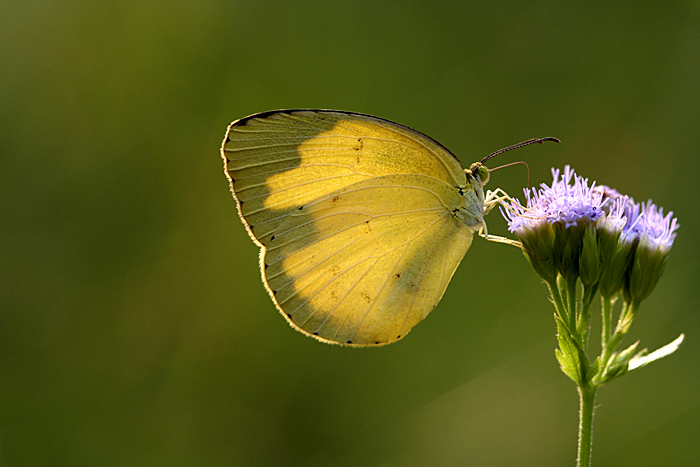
(616, 340, 640, 363)
(598, 342, 638, 384)
(585, 357, 601, 385)
(629, 334, 685, 371)
(602, 360, 629, 382)
(555, 314, 584, 385)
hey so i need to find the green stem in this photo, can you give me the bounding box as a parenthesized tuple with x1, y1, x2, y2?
(548, 278, 568, 322)
(599, 295, 614, 367)
(567, 274, 578, 339)
(578, 285, 595, 344)
(605, 300, 639, 361)
(577, 385, 597, 467)
(601, 295, 612, 349)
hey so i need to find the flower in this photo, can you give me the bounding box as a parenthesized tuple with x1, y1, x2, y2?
(502, 166, 679, 301)
(504, 166, 605, 232)
(621, 198, 679, 249)
(593, 187, 679, 301)
(501, 165, 684, 455)
(502, 166, 614, 282)
(625, 199, 679, 301)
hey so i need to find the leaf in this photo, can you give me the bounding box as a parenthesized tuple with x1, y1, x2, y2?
(628, 334, 685, 371)
(598, 342, 639, 384)
(555, 314, 584, 385)
(585, 357, 601, 385)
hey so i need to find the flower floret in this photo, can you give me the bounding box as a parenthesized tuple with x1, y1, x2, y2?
(503, 166, 605, 233)
(622, 199, 678, 251)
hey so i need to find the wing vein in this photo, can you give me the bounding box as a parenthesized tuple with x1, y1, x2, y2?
(350, 212, 451, 341)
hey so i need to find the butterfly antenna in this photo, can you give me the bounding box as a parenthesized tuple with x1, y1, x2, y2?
(480, 137, 560, 166)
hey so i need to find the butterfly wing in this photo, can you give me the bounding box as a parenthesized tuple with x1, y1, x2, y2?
(222, 110, 474, 345)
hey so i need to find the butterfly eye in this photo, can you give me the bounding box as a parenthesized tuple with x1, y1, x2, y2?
(477, 165, 490, 185)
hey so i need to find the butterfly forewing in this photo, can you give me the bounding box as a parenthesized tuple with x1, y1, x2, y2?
(222, 110, 474, 345)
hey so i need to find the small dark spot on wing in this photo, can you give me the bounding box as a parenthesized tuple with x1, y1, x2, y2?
(360, 291, 372, 303)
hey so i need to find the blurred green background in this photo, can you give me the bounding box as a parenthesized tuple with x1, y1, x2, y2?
(2, 2, 699, 466)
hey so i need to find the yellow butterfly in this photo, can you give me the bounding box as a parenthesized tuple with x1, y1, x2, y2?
(221, 110, 557, 346)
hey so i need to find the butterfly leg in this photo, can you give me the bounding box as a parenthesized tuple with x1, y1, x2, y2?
(483, 188, 517, 214)
(477, 220, 523, 248)
(479, 230, 523, 248)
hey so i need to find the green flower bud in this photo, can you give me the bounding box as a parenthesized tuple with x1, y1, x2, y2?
(626, 237, 671, 302)
(599, 236, 635, 298)
(579, 223, 601, 287)
(516, 222, 558, 284)
(621, 200, 678, 302)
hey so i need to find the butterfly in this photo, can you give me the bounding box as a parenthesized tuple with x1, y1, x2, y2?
(221, 109, 557, 346)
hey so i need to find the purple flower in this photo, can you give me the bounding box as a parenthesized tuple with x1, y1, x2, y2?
(621, 198, 679, 250)
(504, 166, 607, 231)
(502, 166, 679, 301)
(592, 185, 629, 234)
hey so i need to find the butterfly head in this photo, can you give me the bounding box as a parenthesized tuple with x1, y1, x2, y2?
(466, 162, 490, 187)
(466, 137, 561, 190)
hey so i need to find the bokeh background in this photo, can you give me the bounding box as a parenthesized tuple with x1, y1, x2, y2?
(2, 2, 699, 466)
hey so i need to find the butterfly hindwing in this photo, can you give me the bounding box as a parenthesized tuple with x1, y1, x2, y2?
(263, 174, 473, 345)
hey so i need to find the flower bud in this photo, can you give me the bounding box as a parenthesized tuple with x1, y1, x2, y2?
(579, 224, 600, 287)
(599, 236, 635, 298)
(627, 236, 671, 302)
(622, 200, 678, 302)
(514, 222, 558, 283)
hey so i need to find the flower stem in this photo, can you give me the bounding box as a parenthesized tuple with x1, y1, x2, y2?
(604, 300, 639, 362)
(566, 274, 578, 334)
(567, 274, 578, 338)
(599, 296, 615, 370)
(548, 279, 568, 322)
(601, 296, 612, 350)
(577, 385, 597, 467)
